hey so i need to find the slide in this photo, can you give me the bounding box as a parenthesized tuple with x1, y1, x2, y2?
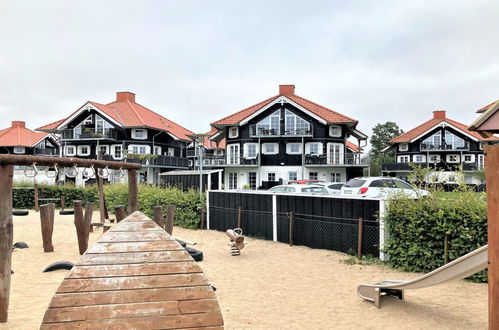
(357, 245, 488, 308)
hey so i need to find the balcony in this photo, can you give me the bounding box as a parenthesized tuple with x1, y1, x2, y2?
(62, 128, 118, 141)
(33, 148, 57, 156)
(224, 154, 259, 166)
(249, 125, 313, 138)
(121, 155, 188, 168)
(420, 141, 470, 151)
(304, 153, 366, 166)
(382, 162, 483, 172)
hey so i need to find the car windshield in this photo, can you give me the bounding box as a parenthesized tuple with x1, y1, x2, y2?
(394, 180, 413, 190)
(328, 184, 343, 190)
(344, 179, 366, 188)
(269, 187, 286, 192)
(302, 187, 326, 193)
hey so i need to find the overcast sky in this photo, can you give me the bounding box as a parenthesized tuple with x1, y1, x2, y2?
(1, 0, 499, 144)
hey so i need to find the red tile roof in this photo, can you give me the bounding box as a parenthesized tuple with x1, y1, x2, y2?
(203, 128, 226, 149)
(346, 141, 361, 152)
(211, 85, 357, 126)
(476, 100, 498, 113)
(390, 111, 499, 143)
(0, 121, 50, 147)
(37, 92, 194, 141)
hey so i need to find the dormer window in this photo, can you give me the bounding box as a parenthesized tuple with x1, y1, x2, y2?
(132, 129, 147, 140)
(329, 125, 342, 137)
(399, 143, 408, 151)
(228, 127, 239, 138)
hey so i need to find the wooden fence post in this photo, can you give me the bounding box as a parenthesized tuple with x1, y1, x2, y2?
(34, 183, 39, 212)
(84, 202, 94, 238)
(0, 165, 14, 323)
(127, 169, 138, 213)
(288, 212, 294, 247)
(40, 203, 55, 253)
(73, 200, 87, 255)
(60, 196, 65, 211)
(237, 206, 242, 228)
(200, 207, 205, 229)
(165, 204, 175, 234)
(153, 205, 164, 227)
(115, 205, 126, 223)
(95, 170, 106, 223)
(357, 217, 363, 259)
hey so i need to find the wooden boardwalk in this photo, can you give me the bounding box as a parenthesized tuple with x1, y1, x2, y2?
(40, 211, 223, 329)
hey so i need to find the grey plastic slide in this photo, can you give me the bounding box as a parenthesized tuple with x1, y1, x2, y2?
(357, 245, 488, 308)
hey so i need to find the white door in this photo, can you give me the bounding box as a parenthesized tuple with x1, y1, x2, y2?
(227, 144, 240, 165)
(328, 143, 344, 164)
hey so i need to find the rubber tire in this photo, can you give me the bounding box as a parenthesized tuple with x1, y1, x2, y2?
(13, 242, 29, 249)
(176, 240, 187, 248)
(12, 210, 29, 216)
(59, 210, 75, 215)
(185, 247, 203, 262)
(43, 261, 74, 272)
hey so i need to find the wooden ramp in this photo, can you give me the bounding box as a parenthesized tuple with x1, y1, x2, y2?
(40, 211, 223, 329)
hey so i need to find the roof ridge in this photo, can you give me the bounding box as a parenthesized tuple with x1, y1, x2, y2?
(289, 94, 358, 123)
(390, 118, 440, 143)
(95, 101, 125, 126)
(211, 95, 280, 125)
(131, 102, 195, 137)
(126, 100, 146, 126)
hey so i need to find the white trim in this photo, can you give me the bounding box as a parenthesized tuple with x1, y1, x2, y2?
(228, 127, 239, 138)
(286, 142, 302, 154)
(128, 144, 151, 155)
(64, 145, 76, 156)
(13, 146, 25, 154)
(262, 143, 279, 155)
(77, 145, 91, 156)
(132, 128, 148, 140)
(413, 154, 426, 163)
(305, 142, 323, 155)
(329, 125, 342, 137)
(446, 154, 460, 163)
(428, 154, 441, 163)
(97, 145, 109, 155)
(57, 102, 122, 130)
(166, 131, 179, 141)
(399, 143, 408, 151)
(379, 200, 388, 261)
(410, 122, 479, 143)
(111, 144, 124, 159)
(243, 143, 258, 158)
(397, 155, 410, 163)
(463, 154, 476, 163)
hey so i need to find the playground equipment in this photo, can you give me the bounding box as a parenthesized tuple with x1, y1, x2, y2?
(357, 245, 488, 308)
(0, 154, 141, 323)
(226, 228, 245, 256)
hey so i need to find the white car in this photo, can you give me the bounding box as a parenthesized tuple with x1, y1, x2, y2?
(340, 177, 430, 199)
(268, 184, 328, 194)
(316, 182, 345, 195)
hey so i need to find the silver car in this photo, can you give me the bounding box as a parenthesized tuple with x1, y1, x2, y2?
(268, 184, 328, 194)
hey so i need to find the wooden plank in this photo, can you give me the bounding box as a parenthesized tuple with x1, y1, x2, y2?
(48, 286, 216, 308)
(43, 299, 221, 323)
(67, 261, 202, 278)
(98, 231, 175, 242)
(127, 169, 138, 213)
(85, 241, 184, 253)
(76, 251, 193, 265)
(57, 273, 209, 293)
(40, 203, 55, 253)
(41, 311, 223, 329)
(108, 221, 163, 232)
(0, 165, 13, 322)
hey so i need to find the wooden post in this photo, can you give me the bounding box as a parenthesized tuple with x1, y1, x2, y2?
(84, 202, 94, 238)
(103, 197, 109, 220)
(39, 203, 55, 253)
(165, 204, 175, 234)
(60, 196, 65, 211)
(127, 169, 138, 213)
(200, 207, 205, 229)
(0, 165, 13, 323)
(34, 183, 39, 212)
(73, 200, 87, 255)
(357, 217, 363, 259)
(153, 205, 164, 227)
(115, 205, 126, 223)
(288, 212, 294, 247)
(237, 206, 242, 228)
(95, 170, 106, 223)
(485, 145, 499, 328)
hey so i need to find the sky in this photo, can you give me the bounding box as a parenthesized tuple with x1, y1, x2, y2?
(1, 0, 499, 145)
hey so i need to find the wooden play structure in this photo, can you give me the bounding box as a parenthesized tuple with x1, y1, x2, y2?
(40, 211, 223, 328)
(0, 154, 140, 323)
(226, 228, 245, 256)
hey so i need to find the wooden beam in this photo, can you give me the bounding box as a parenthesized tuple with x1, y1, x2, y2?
(95, 170, 106, 223)
(127, 169, 138, 213)
(0, 165, 13, 323)
(0, 154, 141, 170)
(84, 202, 94, 238)
(74, 201, 87, 255)
(153, 206, 164, 227)
(40, 203, 55, 253)
(485, 145, 499, 329)
(115, 205, 126, 223)
(34, 184, 39, 212)
(165, 204, 175, 235)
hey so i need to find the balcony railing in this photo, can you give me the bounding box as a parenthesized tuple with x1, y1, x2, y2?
(121, 155, 188, 168)
(225, 154, 259, 166)
(62, 128, 118, 140)
(420, 142, 470, 151)
(33, 148, 57, 156)
(382, 162, 483, 172)
(249, 125, 314, 138)
(304, 153, 366, 166)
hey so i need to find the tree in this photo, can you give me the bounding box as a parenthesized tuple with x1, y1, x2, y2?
(369, 122, 404, 176)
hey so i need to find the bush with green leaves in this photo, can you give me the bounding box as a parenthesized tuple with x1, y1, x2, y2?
(383, 187, 487, 282)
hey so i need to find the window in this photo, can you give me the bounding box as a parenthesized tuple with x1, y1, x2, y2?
(82, 115, 93, 125)
(397, 155, 410, 163)
(167, 148, 174, 156)
(413, 155, 426, 163)
(244, 143, 258, 158)
(446, 154, 460, 163)
(286, 143, 302, 154)
(309, 172, 318, 180)
(228, 173, 238, 189)
(268, 173, 276, 181)
(94, 116, 113, 135)
(153, 146, 162, 155)
(422, 132, 441, 148)
(13, 146, 25, 154)
(479, 142, 485, 150)
(331, 173, 341, 182)
(329, 125, 342, 137)
(306, 142, 321, 155)
(132, 129, 147, 140)
(228, 127, 239, 138)
(399, 143, 409, 151)
(444, 131, 465, 149)
(285, 110, 310, 135)
(98, 145, 109, 156)
(429, 155, 441, 163)
(327, 143, 344, 164)
(478, 154, 484, 169)
(77, 145, 90, 156)
(248, 172, 257, 189)
(262, 143, 278, 155)
(463, 154, 475, 163)
(288, 171, 298, 181)
(112, 145, 123, 159)
(256, 110, 280, 135)
(227, 144, 240, 164)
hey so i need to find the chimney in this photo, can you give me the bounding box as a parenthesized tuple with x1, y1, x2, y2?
(279, 84, 295, 96)
(433, 110, 446, 119)
(11, 121, 25, 128)
(116, 91, 136, 102)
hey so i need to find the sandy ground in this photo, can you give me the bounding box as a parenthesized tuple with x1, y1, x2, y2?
(0, 211, 487, 330)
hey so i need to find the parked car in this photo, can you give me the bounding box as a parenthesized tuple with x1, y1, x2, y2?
(268, 184, 328, 194)
(340, 177, 430, 199)
(316, 182, 345, 195)
(288, 180, 324, 185)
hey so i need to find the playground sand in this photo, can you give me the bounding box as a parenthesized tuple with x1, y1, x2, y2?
(1, 211, 487, 330)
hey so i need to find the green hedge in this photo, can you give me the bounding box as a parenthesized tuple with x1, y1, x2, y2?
(13, 183, 204, 230)
(383, 191, 487, 282)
